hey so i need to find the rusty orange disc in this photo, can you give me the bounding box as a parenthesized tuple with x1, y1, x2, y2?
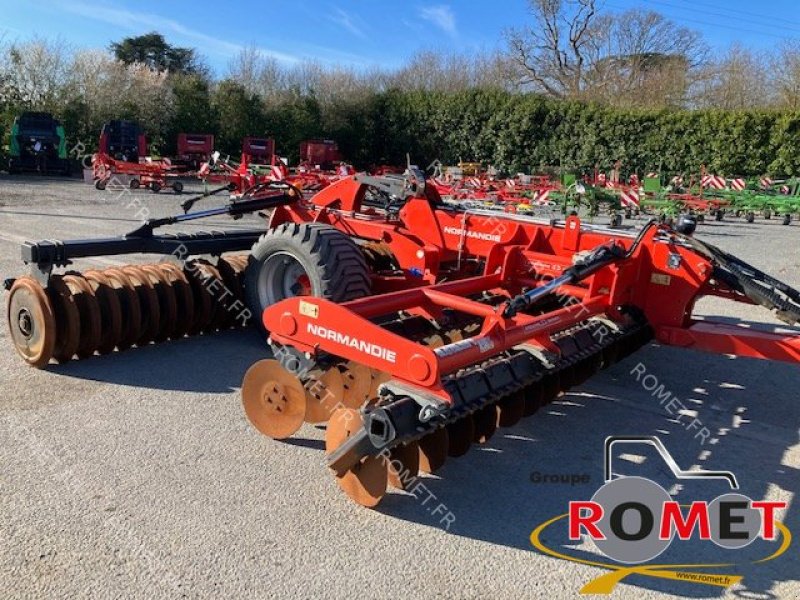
(140, 265, 178, 342)
(540, 372, 562, 406)
(242, 359, 307, 439)
(158, 263, 194, 339)
(193, 260, 227, 332)
(7, 276, 56, 367)
(103, 268, 142, 350)
(63, 274, 102, 359)
(47, 275, 80, 363)
(122, 266, 160, 345)
(418, 427, 449, 474)
(338, 361, 372, 409)
(217, 256, 244, 302)
(368, 369, 391, 402)
(473, 404, 498, 444)
(523, 384, 544, 417)
(446, 414, 474, 457)
(304, 366, 345, 424)
(387, 441, 420, 490)
(83, 270, 123, 355)
(182, 261, 213, 335)
(325, 408, 387, 507)
(496, 390, 526, 428)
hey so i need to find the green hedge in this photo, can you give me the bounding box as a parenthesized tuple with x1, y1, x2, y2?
(336, 90, 799, 176)
(11, 86, 800, 176)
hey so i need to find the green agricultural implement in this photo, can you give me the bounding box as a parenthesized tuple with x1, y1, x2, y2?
(7, 112, 71, 175)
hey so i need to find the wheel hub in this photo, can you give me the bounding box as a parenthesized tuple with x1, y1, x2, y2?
(17, 308, 33, 338)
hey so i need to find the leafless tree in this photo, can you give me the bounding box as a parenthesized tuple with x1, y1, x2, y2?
(770, 41, 800, 110)
(693, 45, 766, 110)
(505, 0, 599, 98)
(505, 1, 706, 107)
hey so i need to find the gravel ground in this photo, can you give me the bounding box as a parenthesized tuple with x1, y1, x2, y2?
(0, 175, 798, 600)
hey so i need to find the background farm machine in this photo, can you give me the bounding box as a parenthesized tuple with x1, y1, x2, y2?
(5, 169, 800, 508)
(92, 120, 185, 193)
(6, 112, 71, 176)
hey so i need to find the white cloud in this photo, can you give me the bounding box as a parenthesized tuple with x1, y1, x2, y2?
(56, 0, 301, 64)
(419, 5, 456, 37)
(328, 7, 367, 39)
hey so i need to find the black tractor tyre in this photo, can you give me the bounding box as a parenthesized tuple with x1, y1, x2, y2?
(783, 214, 792, 226)
(244, 222, 371, 331)
(150, 182, 162, 193)
(746, 211, 755, 223)
(764, 209, 771, 220)
(95, 178, 107, 191)
(172, 181, 184, 194)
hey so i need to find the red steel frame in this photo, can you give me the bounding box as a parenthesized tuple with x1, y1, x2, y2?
(262, 176, 800, 406)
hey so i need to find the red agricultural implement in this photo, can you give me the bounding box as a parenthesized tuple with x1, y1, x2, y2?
(299, 139, 343, 169)
(92, 120, 184, 194)
(175, 133, 215, 170)
(5, 171, 800, 509)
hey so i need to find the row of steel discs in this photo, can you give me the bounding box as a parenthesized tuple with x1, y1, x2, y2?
(7, 254, 250, 367)
(241, 313, 603, 507)
(324, 326, 650, 507)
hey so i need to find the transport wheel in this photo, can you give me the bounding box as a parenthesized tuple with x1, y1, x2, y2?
(172, 181, 184, 194)
(129, 179, 140, 190)
(7, 276, 56, 367)
(746, 211, 755, 223)
(783, 214, 792, 225)
(95, 178, 107, 190)
(150, 182, 162, 193)
(764, 209, 771, 220)
(244, 223, 371, 329)
(326, 408, 387, 507)
(242, 359, 307, 439)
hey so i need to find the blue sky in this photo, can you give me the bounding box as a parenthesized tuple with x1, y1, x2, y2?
(1, 0, 799, 73)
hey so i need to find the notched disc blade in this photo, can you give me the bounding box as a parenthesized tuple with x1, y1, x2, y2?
(419, 427, 448, 474)
(304, 366, 345, 424)
(103, 268, 142, 351)
(473, 404, 498, 444)
(83, 270, 123, 355)
(540, 372, 562, 405)
(159, 263, 194, 339)
(325, 408, 387, 507)
(140, 265, 178, 342)
(339, 361, 372, 409)
(523, 384, 544, 417)
(368, 369, 391, 402)
(63, 274, 102, 359)
(122, 266, 160, 345)
(496, 390, 526, 428)
(387, 441, 420, 490)
(242, 359, 306, 439)
(182, 261, 213, 335)
(47, 275, 80, 363)
(7, 276, 56, 367)
(446, 415, 474, 458)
